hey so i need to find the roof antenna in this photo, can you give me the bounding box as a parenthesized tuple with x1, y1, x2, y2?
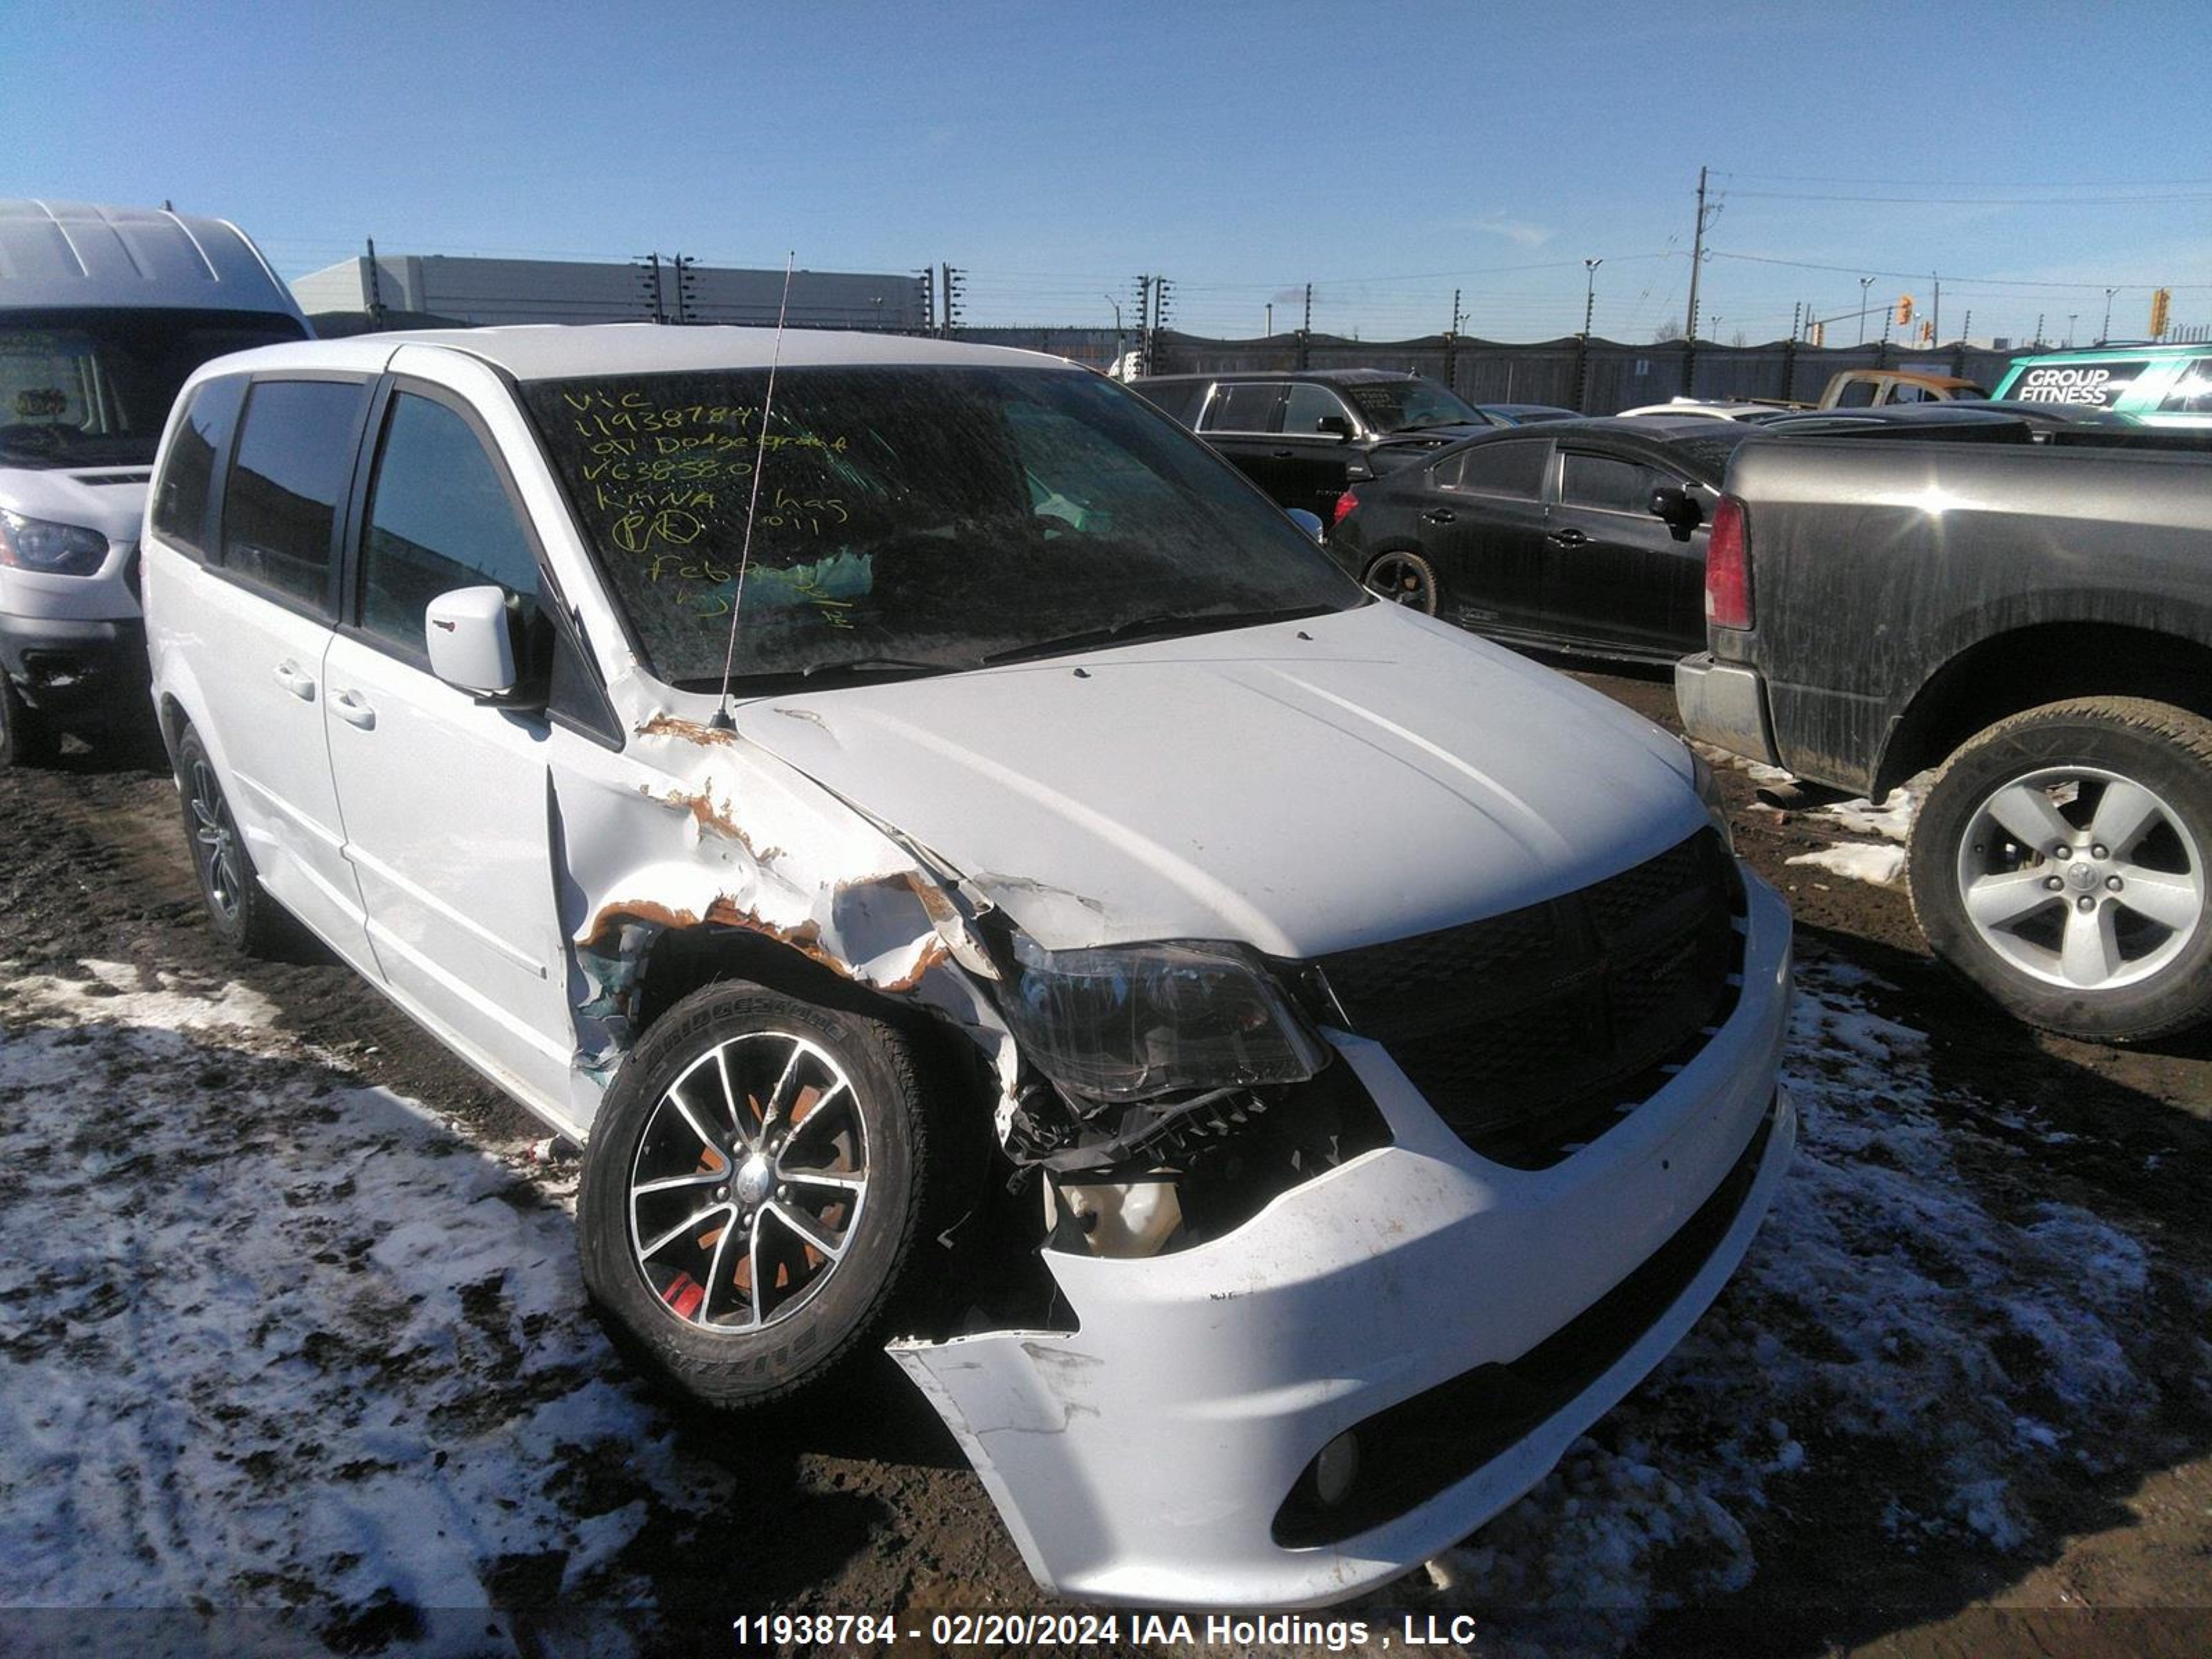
(709, 250, 796, 732)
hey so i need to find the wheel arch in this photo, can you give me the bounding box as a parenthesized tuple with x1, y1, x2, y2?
(1877, 623, 2212, 796)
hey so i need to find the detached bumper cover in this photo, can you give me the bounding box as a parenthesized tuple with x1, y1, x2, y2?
(892, 875, 1795, 1609)
(1674, 652, 1781, 770)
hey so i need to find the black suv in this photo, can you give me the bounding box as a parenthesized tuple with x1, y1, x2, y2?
(1128, 370, 1495, 523)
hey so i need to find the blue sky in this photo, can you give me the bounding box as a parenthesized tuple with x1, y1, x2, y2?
(7, 0, 2207, 345)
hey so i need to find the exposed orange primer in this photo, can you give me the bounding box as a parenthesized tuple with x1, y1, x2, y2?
(636, 712, 740, 747)
(644, 786, 785, 863)
(579, 897, 950, 995)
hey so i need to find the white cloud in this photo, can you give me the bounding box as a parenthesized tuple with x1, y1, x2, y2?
(1470, 213, 1556, 248)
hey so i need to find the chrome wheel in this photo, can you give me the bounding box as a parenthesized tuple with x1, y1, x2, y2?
(187, 758, 246, 924)
(1955, 765, 2204, 992)
(1365, 551, 1436, 612)
(626, 1031, 868, 1332)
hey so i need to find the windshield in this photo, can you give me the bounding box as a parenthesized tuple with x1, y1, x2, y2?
(522, 364, 1366, 689)
(0, 307, 308, 468)
(1340, 378, 1486, 433)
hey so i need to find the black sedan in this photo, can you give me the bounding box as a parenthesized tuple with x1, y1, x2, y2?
(1324, 417, 1756, 665)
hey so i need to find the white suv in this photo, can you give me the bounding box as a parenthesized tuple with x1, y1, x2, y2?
(143, 324, 1794, 1609)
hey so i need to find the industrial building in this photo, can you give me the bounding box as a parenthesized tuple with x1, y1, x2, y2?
(288, 252, 930, 331)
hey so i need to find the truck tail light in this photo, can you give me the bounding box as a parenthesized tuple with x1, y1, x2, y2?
(1331, 488, 1360, 529)
(1705, 494, 1752, 630)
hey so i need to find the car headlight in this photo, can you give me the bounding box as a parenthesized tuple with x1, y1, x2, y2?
(1687, 743, 1735, 850)
(998, 935, 1330, 1102)
(0, 509, 109, 577)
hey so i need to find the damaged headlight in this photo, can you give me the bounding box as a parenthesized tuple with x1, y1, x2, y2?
(1000, 935, 1329, 1102)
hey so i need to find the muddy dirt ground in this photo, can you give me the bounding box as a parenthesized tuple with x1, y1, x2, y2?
(1, 668, 2207, 1658)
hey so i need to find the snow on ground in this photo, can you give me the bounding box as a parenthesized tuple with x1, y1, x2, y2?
(1407, 953, 2178, 1651)
(1786, 841, 1908, 888)
(0, 958, 726, 1653)
(0, 948, 2188, 1654)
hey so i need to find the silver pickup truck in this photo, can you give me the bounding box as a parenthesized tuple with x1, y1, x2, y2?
(1678, 434, 2212, 1042)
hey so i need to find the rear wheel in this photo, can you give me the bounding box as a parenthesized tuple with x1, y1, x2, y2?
(175, 725, 293, 957)
(1364, 550, 1439, 615)
(1909, 697, 2212, 1041)
(578, 982, 937, 1409)
(0, 675, 57, 769)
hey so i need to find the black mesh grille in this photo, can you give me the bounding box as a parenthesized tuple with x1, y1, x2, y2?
(1316, 829, 1741, 1168)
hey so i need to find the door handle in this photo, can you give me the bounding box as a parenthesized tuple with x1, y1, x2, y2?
(1548, 528, 1591, 547)
(1269, 448, 1295, 458)
(330, 689, 377, 731)
(272, 660, 317, 701)
(1421, 507, 1457, 525)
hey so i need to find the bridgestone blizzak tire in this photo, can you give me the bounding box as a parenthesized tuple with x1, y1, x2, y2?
(1909, 697, 2212, 1042)
(0, 674, 57, 769)
(1365, 549, 1441, 617)
(577, 981, 937, 1409)
(174, 724, 297, 959)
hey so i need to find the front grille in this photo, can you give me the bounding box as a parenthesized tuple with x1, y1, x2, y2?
(1315, 829, 1741, 1168)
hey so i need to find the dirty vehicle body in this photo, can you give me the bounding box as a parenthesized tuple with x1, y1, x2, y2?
(0, 199, 308, 763)
(144, 325, 1794, 1607)
(1678, 435, 2212, 1042)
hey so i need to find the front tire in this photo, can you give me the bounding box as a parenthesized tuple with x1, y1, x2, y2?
(0, 675, 57, 769)
(1909, 697, 2212, 1042)
(578, 982, 937, 1409)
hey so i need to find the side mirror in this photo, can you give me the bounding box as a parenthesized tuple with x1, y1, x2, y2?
(425, 585, 517, 695)
(1315, 414, 1355, 440)
(1286, 508, 1325, 542)
(1649, 486, 1703, 538)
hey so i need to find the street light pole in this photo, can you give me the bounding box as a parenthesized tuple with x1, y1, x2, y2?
(2068, 312, 2079, 347)
(1859, 275, 1873, 345)
(1582, 258, 1602, 337)
(1265, 301, 1273, 338)
(2101, 287, 2117, 344)
(1103, 293, 1123, 371)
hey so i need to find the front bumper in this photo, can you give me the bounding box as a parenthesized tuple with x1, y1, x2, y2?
(0, 611, 149, 724)
(1674, 651, 1780, 769)
(892, 874, 1795, 1608)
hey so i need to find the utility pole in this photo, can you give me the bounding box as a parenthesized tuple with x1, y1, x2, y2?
(1264, 301, 1273, 339)
(1931, 272, 1940, 349)
(1577, 260, 1602, 411)
(1683, 165, 1716, 393)
(364, 236, 387, 330)
(1858, 276, 1873, 345)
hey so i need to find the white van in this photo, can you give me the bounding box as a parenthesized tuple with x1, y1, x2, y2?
(0, 199, 308, 763)
(143, 324, 1793, 1608)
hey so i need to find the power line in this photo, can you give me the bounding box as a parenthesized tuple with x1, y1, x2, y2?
(1721, 188, 2212, 207)
(1714, 169, 2212, 188)
(1708, 249, 2212, 292)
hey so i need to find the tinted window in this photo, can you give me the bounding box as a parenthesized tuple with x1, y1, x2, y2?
(2160, 359, 2212, 415)
(1341, 378, 1485, 433)
(1202, 382, 1284, 432)
(1128, 380, 1206, 427)
(1281, 382, 1353, 435)
(151, 375, 246, 560)
(1560, 451, 1669, 514)
(1887, 382, 1933, 404)
(1832, 379, 1878, 408)
(1441, 439, 1548, 498)
(359, 393, 538, 652)
(221, 379, 367, 610)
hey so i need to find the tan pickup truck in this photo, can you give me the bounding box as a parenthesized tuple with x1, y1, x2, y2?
(1816, 368, 1987, 409)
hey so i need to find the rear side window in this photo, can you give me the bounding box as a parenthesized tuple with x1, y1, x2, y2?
(151, 375, 246, 559)
(1560, 451, 1669, 514)
(1832, 379, 1878, 408)
(1202, 382, 1284, 433)
(1440, 440, 1548, 499)
(221, 379, 368, 612)
(1281, 382, 1353, 435)
(358, 392, 538, 653)
(2160, 359, 2212, 415)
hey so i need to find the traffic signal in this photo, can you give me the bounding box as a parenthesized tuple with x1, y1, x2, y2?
(1896, 294, 1915, 326)
(2150, 288, 2172, 338)
(1918, 319, 1933, 346)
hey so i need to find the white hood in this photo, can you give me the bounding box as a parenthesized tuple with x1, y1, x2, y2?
(734, 603, 1706, 958)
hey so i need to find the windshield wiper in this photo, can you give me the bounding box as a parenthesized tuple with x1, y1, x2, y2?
(671, 656, 957, 694)
(980, 604, 1337, 667)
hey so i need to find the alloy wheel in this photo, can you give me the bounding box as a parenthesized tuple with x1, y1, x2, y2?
(1954, 765, 2204, 992)
(626, 1031, 870, 1332)
(1365, 552, 1434, 611)
(187, 759, 246, 924)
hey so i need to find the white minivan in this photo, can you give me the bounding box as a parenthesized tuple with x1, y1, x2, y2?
(0, 199, 308, 763)
(143, 324, 1794, 1609)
